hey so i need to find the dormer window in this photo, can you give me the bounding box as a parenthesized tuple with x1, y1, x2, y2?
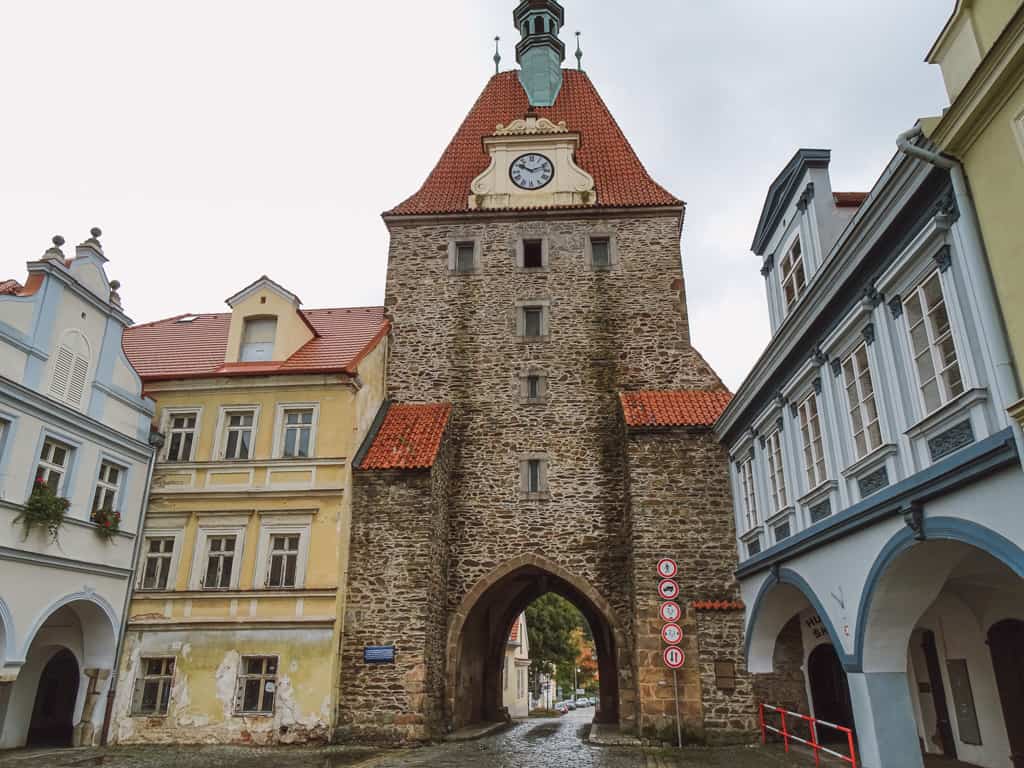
(780, 238, 807, 311)
(240, 317, 277, 362)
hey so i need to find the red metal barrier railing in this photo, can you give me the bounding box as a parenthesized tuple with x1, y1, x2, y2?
(760, 703, 858, 768)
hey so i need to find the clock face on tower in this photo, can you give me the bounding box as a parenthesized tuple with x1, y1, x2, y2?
(510, 153, 554, 190)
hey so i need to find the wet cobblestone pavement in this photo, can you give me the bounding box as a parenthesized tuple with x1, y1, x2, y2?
(0, 710, 821, 767)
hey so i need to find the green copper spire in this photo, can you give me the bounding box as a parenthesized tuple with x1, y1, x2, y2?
(513, 0, 566, 107)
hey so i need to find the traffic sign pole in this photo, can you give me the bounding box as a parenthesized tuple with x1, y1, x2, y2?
(673, 668, 682, 749)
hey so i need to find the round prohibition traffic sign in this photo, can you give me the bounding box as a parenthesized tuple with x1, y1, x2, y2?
(658, 579, 680, 601)
(659, 601, 682, 623)
(657, 558, 678, 579)
(663, 646, 686, 670)
(661, 623, 683, 646)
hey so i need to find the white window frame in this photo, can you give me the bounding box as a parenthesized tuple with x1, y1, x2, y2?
(234, 655, 279, 716)
(902, 271, 965, 415)
(36, 437, 73, 495)
(240, 316, 277, 362)
(447, 237, 481, 274)
(131, 657, 176, 717)
(138, 533, 182, 592)
(739, 456, 758, 531)
(162, 408, 202, 463)
(764, 429, 789, 514)
(253, 514, 312, 590)
(842, 343, 883, 460)
(92, 459, 126, 516)
(213, 406, 261, 461)
(515, 299, 551, 340)
(189, 520, 248, 591)
(780, 235, 807, 312)
(798, 393, 828, 491)
(271, 403, 319, 460)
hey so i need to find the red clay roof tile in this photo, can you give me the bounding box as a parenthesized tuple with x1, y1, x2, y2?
(387, 70, 681, 216)
(0, 280, 22, 295)
(833, 192, 868, 208)
(359, 403, 452, 471)
(620, 390, 733, 429)
(508, 619, 521, 644)
(122, 307, 388, 382)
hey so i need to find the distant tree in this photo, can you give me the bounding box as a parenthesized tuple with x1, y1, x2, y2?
(525, 593, 585, 698)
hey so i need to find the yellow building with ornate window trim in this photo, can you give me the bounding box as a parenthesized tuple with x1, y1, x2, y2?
(109, 277, 388, 744)
(924, 0, 1024, 428)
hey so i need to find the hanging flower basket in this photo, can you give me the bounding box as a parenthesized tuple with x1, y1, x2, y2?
(90, 506, 121, 541)
(14, 477, 70, 542)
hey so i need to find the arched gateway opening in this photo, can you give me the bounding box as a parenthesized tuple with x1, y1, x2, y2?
(447, 558, 626, 730)
(27, 650, 79, 747)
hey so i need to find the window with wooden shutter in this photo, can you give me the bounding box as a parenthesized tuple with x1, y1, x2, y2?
(48, 331, 91, 407)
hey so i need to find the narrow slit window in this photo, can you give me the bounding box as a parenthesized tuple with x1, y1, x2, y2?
(523, 307, 543, 338)
(455, 242, 476, 273)
(523, 239, 544, 269)
(526, 459, 542, 493)
(740, 457, 758, 531)
(590, 237, 611, 268)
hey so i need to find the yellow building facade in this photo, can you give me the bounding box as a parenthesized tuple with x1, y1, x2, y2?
(925, 0, 1024, 426)
(110, 277, 388, 744)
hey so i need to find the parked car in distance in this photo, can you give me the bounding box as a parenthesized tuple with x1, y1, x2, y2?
(566, 700, 577, 710)
(576, 697, 590, 708)
(588, 697, 597, 706)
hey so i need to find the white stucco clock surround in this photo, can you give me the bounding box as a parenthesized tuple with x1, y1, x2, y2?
(469, 115, 596, 210)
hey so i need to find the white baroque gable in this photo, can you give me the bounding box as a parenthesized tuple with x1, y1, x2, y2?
(469, 114, 596, 210)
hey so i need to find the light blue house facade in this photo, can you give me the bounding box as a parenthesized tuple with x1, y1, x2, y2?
(0, 231, 156, 749)
(717, 144, 1024, 768)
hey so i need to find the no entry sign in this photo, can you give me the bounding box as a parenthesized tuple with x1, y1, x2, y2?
(663, 646, 686, 670)
(658, 579, 680, 600)
(657, 558, 678, 579)
(661, 623, 683, 646)
(659, 601, 682, 623)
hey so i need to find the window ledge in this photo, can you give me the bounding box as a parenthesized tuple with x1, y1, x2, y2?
(840, 442, 898, 479)
(517, 336, 551, 344)
(765, 506, 795, 526)
(517, 266, 550, 274)
(797, 480, 837, 508)
(739, 526, 763, 544)
(904, 387, 988, 440)
(448, 270, 482, 277)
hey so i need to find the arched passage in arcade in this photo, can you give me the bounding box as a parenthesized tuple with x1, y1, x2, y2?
(446, 556, 629, 730)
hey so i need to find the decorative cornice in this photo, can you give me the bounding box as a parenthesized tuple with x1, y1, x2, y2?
(862, 286, 885, 309)
(494, 116, 569, 136)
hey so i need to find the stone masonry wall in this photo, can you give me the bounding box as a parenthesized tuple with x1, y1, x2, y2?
(372, 211, 725, 738)
(752, 616, 811, 741)
(623, 426, 757, 744)
(336, 451, 452, 744)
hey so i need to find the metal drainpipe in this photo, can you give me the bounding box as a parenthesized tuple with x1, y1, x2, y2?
(897, 126, 1021, 411)
(100, 431, 162, 746)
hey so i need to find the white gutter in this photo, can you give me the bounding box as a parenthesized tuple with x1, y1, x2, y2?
(897, 126, 1020, 412)
(100, 430, 162, 745)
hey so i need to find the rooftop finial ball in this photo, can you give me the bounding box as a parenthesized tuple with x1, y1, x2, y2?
(52, 235, 65, 247)
(91, 227, 103, 238)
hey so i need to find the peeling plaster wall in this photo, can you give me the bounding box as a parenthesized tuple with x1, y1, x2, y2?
(111, 628, 334, 745)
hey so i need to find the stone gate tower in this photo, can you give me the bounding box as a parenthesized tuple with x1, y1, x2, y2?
(338, 1, 757, 745)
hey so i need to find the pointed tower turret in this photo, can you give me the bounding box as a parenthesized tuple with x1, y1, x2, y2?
(513, 0, 566, 107)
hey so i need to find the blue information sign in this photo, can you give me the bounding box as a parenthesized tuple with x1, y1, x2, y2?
(364, 645, 396, 664)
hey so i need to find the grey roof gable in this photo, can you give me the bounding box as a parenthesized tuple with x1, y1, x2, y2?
(751, 149, 832, 255)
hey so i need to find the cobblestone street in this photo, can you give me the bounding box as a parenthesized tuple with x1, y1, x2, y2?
(0, 710, 824, 768)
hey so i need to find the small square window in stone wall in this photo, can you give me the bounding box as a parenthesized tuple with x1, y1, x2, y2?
(523, 308, 544, 338)
(523, 239, 544, 269)
(714, 661, 736, 692)
(455, 243, 475, 273)
(591, 237, 610, 268)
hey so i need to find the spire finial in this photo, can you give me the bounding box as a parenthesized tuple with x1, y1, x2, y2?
(494, 36, 501, 75)
(575, 31, 583, 71)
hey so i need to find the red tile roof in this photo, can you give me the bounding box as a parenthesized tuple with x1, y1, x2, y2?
(834, 192, 868, 208)
(509, 619, 522, 644)
(358, 403, 452, 471)
(387, 70, 681, 216)
(691, 600, 745, 612)
(620, 390, 733, 429)
(122, 307, 388, 382)
(0, 280, 22, 295)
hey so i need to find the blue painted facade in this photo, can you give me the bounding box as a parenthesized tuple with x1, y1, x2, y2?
(718, 140, 1024, 768)
(0, 233, 156, 749)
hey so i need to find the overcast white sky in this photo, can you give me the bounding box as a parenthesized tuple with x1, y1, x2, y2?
(0, 1, 953, 390)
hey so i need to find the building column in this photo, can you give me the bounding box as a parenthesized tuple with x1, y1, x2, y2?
(72, 668, 110, 747)
(847, 671, 922, 768)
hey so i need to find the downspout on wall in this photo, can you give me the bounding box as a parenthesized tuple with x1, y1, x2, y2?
(100, 429, 163, 745)
(897, 126, 1021, 415)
